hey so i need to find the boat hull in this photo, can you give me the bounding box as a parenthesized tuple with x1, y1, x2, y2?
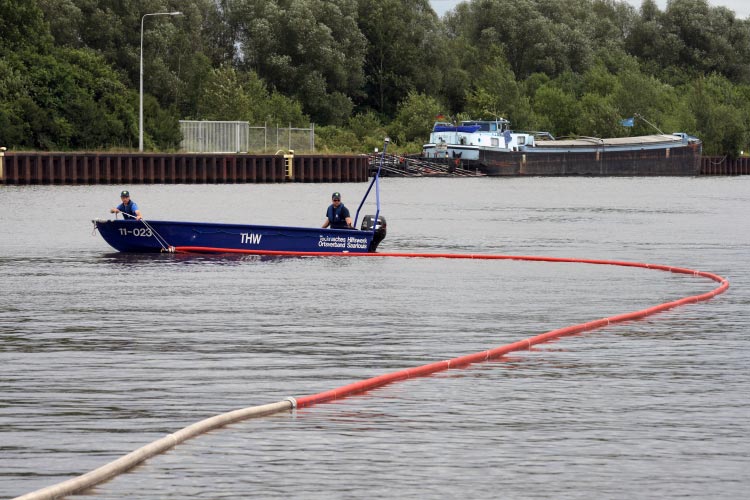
(477, 142, 702, 176)
(423, 142, 702, 176)
(94, 219, 376, 253)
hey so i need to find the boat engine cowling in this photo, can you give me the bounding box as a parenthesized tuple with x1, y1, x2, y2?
(361, 215, 387, 252)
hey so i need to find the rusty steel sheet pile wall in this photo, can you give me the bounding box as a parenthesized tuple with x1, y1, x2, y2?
(2, 152, 746, 183)
(701, 156, 750, 175)
(0, 153, 369, 185)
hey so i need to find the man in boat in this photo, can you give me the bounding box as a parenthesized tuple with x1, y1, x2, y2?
(110, 190, 142, 221)
(322, 191, 353, 229)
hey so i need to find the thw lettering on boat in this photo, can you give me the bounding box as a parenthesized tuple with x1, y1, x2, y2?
(241, 233, 263, 245)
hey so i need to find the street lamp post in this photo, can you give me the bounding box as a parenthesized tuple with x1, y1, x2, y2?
(140, 11, 182, 152)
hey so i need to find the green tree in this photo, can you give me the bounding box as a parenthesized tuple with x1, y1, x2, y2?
(0, 47, 141, 150)
(3, 0, 749, 154)
(687, 74, 750, 156)
(314, 126, 360, 152)
(627, 0, 750, 84)
(575, 93, 621, 137)
(196, 65, 308, 125)
(348, 111, 389, 152)
(446, 0, 628, 79)
(37, 0, 84, 47)
(142, 96, 182, 150)
(348, 111, 386, 141)
(463, 56, 523, 122)
(356, 0, 443, 116)
(230, 0, 366, 124)
(388, 91, 442, 145)
(0, 1, 149, 149)
(0, 0, 53, 54)
(435, 37, 475, 114)
(530, 83, 579, 137)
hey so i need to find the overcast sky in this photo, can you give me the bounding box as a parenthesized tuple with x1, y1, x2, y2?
(430, 0, 750, 19)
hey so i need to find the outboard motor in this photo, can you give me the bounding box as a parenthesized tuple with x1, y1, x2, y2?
(361, 215, 387, 252)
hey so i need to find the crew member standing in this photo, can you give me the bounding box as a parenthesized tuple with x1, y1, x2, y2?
(322, 191, 353, 229)
(111, 190, 142, 220)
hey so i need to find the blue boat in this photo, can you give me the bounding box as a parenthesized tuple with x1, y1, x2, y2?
(94, 218, 385, 254)
(94, 140, 390, 254)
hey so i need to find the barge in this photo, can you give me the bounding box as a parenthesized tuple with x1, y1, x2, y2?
(423, 119, 702, 176)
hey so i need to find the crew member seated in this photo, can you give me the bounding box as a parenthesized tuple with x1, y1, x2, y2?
(322, 192, 353, 229)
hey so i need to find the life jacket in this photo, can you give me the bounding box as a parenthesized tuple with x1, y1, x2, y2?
(327, 203, 349, 229)
(120, 201, 138, 219)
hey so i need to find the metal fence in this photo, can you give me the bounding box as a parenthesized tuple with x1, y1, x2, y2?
(179, 121, 315, 153)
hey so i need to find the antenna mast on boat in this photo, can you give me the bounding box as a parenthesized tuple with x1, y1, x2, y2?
(634, 113, 664, 135)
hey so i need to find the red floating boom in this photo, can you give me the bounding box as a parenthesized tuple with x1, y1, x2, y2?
(16, 249, 728, 500)
(173, 247, 729, 408)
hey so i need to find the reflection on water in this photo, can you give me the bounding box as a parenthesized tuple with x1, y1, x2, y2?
(1, 178, 748, 499)
(97, 250, 284, 266)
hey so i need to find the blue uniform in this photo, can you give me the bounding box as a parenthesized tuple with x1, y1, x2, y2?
(326, 203, 351, 229)
(116, 200, 139, 219)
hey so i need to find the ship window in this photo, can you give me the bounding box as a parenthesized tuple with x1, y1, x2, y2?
(491, 138, 499, 147)
(517, 135, 526, 145)
(490, 123, 497, 131)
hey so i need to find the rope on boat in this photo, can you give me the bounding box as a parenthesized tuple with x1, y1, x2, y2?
(117, 212, 174, 252)
(14, 251, 729, 500)
(140, 219, 174, 252)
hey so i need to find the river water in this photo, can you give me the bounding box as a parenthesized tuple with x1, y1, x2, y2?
(1, 177, 748, 499)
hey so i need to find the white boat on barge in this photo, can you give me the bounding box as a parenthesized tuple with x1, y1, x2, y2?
(422, 118, 702, 176)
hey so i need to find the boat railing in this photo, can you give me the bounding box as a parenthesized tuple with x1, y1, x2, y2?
(520, 131, 556, 141)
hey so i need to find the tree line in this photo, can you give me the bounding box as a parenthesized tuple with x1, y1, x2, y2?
(1, 0, 748, 156)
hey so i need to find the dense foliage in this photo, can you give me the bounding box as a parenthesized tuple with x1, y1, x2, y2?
(1, 0, 748, 155)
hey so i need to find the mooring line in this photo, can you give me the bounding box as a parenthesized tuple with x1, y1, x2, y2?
(14, 251, 729, 500)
